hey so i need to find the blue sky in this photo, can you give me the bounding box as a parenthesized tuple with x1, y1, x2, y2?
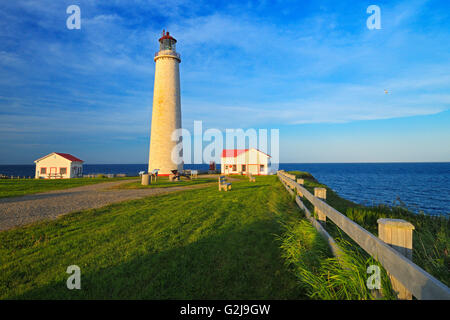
(0, 0, 449, 164)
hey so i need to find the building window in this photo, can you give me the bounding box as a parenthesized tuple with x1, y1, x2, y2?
(60, 168, 67, 175)
(40, 167, 47, 174)
(242, 165, 246, 172)
(260, 165, 265, 172)
(232, 165, 237, 171)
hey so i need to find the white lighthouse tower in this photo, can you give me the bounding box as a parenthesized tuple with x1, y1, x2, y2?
(148, 30, 183, 176)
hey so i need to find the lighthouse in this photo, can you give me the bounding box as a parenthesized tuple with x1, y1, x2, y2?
(148, 30, 183, 175)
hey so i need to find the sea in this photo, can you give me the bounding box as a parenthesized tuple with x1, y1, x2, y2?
(0, 162, 448, 216)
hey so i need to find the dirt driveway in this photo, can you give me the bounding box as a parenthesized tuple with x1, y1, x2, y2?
(0, 179, 216, 231)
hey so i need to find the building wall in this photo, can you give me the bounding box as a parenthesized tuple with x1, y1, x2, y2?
(35, 155, 72, 179)
(148, 52, 183, 176)
(221, 149, 270, 175)
(70, 163, 83, 178)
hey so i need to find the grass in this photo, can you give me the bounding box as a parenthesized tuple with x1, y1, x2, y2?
(288, 170, 450, 288)
(288, 171, 358, 213)
(0, 176, 308, 299)
(275, 176, 397, 299)
(2, 171, 445, 300)
(278, 220, 397, 299)
(112, 176, 217, 189)
(345, 206, 450, 286)
(0, 177, 138, 199)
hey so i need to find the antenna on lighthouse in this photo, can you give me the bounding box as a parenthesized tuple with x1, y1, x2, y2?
(162, 29, 165, 36)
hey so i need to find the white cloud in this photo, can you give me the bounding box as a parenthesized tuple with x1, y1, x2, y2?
(1, 0, 450, 163)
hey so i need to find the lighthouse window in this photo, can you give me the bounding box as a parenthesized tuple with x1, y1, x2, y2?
(161, 39, 175, 51)
(232, 165, 237, 171)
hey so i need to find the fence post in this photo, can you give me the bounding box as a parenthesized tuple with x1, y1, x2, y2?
(297, 178, 305, 198)
(314, 187, 327, 223)
(377, 218, 415, 300)
(296, 179, 304, 197)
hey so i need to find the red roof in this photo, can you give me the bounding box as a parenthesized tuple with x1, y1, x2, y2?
(159, 31, 177, 43)
(221, 149, 249, 157)
(221, 148, 271, 158)
(54, 153, 83, 162)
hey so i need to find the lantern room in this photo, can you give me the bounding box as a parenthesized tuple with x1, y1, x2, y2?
(159, 30, 177, 51)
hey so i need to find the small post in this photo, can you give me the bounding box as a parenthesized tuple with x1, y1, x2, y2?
(314, 187, 327, 223)
(377, 218, 415, 300)
(141, 173, 150, 186)
(296, 179, 304, 197)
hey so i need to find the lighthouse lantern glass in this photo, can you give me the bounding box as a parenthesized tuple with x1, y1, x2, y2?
(160, 38, 176, 51)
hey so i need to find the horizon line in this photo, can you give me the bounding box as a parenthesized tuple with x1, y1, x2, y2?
(1, 161, 450, 166)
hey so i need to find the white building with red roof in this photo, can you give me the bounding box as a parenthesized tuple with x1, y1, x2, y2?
(34, 152, 84, 179)
(221, 148, 271, 175)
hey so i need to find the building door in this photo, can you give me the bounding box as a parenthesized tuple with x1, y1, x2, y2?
(50, 167, 57, 178)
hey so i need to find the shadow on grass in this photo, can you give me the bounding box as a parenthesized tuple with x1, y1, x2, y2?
(6, 220, 306, 300)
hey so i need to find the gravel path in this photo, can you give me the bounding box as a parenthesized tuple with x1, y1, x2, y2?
(0, 179, 216, 232)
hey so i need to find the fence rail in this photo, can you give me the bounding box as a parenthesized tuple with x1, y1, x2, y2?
(277, 170, 450, 300)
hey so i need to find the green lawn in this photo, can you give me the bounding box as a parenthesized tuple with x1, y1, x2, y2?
(0, 177, 138, 199)
(5, 172, 435, 300)
(0, 176, 307, 299)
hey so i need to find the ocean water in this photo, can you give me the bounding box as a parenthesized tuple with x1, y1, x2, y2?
(281, 162, 450, 216)
(1, 163, 448, 216)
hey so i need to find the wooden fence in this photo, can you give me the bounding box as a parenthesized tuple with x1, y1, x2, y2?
(0, 176, 33, 179)
(277, 170, 450, 300)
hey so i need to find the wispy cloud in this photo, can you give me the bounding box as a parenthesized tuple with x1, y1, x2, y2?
(0, 0, 449, 163)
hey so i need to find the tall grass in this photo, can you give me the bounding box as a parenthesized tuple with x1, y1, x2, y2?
(346, 206, 450, 286)
(277, 216, 397, 300)
(287, 171, 450, 289)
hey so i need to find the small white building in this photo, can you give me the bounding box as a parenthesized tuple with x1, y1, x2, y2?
(34, 152, 84, 179)
(221, 148, 271, 175)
